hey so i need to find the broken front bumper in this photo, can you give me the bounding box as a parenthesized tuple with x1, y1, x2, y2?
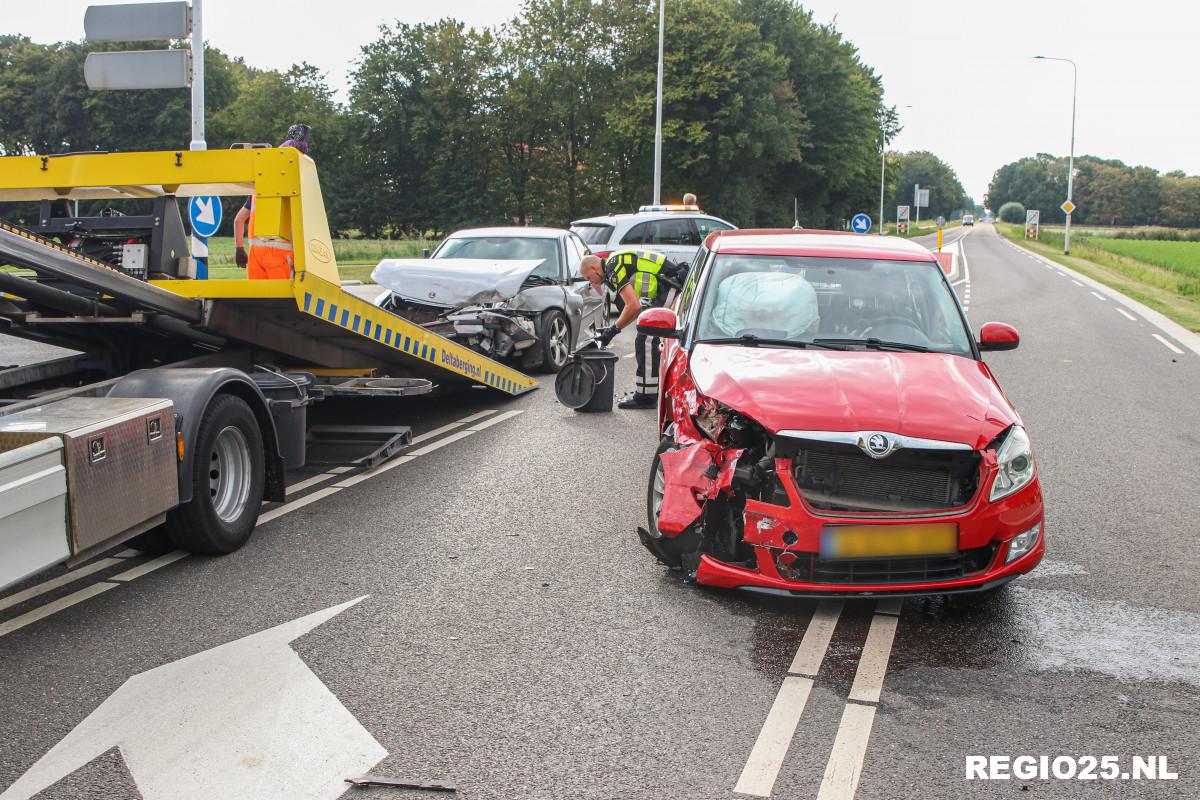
(660, 442, 1045, 596)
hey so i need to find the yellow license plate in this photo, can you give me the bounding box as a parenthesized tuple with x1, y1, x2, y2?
(820, 523, 958, 559)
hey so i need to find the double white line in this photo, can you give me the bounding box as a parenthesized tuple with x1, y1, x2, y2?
(735, 598, 903, 799)
(0, 408, 524, 641)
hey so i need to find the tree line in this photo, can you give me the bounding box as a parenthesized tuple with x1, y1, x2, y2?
(986, 153, 1200, 228)
(1, 1, 967, 237)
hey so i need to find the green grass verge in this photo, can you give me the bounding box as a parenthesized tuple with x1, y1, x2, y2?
(996, 222, 1200, 332)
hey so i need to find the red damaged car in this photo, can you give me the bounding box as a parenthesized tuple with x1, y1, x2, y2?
(636, 229, 1043, 597)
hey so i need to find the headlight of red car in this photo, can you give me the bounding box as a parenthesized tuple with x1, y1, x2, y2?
(691, 393, 768, 449)
(989, 425, 1035, 501)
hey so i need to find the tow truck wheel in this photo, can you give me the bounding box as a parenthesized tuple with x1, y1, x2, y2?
(167, 394, 265, 555)
(537, 310, 571, 373)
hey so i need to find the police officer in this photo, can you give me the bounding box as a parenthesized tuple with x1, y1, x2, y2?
(580, 250, 680, 409)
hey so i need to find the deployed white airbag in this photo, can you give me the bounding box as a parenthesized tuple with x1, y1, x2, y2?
(371, 258, 545, 308)
(710, 271, 820, 338)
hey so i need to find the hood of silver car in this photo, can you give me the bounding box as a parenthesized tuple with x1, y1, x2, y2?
(371, 258, 545, 308)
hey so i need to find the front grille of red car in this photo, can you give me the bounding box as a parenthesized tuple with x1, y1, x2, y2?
(774, 545, 996, 585)
(792, 443, 981, 513)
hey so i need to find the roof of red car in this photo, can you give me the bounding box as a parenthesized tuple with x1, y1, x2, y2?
(707, 228, 936, 262)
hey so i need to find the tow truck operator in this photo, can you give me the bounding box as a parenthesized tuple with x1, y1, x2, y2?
(581, 251, 683, 410)
(234, 123, 311, 279)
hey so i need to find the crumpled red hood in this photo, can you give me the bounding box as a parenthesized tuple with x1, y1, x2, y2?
(688, 344, 1019, 449)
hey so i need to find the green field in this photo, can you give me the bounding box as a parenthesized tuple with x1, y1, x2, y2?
(1085, 239, 1200, 279)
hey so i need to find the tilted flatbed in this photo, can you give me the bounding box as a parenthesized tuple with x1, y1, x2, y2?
(0, 148, 536, 589)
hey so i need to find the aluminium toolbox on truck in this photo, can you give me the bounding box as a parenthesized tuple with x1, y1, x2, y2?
(0, 147, 538, 589)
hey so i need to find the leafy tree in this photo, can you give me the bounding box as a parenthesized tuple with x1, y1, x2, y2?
(889, 151, 968, 219)
(998, 201, 1025, 223)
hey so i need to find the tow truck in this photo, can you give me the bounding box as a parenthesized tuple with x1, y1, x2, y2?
(0, 147, 537, 590)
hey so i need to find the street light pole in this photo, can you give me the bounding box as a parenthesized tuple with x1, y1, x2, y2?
(878, 149, 886, 234)
(1035, 55, 1077, 255)
(652, 0, 665, 205)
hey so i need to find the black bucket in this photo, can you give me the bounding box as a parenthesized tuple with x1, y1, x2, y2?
(555, 348, 620, 412)
(251, 371, 314, 469)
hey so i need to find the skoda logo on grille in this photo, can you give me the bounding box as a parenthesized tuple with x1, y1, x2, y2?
(861, 432, 895, 459)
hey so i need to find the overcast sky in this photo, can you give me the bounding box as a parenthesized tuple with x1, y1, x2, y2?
(9, 1, 1193, 205)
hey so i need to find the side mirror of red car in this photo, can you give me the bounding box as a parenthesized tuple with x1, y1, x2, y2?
(637, 307, 681, 339)
(979, 321, 1019, 351)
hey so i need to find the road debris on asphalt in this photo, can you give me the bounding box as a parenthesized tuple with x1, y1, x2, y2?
(345, 773, 457, 792)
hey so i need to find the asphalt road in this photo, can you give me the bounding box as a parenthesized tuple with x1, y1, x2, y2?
(1, 224, 1197, 799)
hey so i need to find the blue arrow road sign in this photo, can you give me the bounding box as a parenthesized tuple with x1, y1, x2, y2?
(188, 196, 223, 239)
(851, 213, 872, 234)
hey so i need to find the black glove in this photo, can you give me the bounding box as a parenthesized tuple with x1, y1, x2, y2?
(235, 246, 248, 268)
(598, 325, 619, 347)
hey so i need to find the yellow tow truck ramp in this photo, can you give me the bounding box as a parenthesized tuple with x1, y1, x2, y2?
(0, 148, 538, 395)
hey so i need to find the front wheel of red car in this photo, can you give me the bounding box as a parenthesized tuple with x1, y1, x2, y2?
(643, 439, 701, 570)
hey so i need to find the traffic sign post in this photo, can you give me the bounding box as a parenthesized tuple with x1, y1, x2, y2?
(851, 213, 872, 234)
(188, 195, 222, 279)
(897, 205, 910, 235)
(1025, 209, 1040, 240)
(84, 1, 204, 150)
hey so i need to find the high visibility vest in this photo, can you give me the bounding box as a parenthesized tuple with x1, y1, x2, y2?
(604, 250, 667, 302)
(247, 199, 294, 280)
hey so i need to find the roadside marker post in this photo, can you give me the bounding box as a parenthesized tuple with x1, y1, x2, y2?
(896, 205, 910, 236)
(1025, 209, 1041, 240)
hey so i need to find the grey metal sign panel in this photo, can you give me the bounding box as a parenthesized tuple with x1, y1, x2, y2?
(84, 2, 190, 42)
(84, 50, 191, 90)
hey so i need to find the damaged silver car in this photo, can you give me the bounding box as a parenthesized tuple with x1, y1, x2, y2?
(372, 227, 606, 373)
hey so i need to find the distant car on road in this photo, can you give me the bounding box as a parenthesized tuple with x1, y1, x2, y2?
(372, 227, 604, 373)
(570, 205, 736, 265)
(638, 228, 1044, 597)
(962, 214, 975, 226)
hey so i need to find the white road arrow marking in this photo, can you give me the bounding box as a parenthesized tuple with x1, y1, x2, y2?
(1, 597, 385, 800)
(194, 197, 215, 226)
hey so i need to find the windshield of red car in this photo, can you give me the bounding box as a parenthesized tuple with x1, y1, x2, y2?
(436, 236, 561, 279)
(693, 255, 971, 356)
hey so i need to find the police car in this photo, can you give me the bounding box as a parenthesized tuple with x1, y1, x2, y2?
(570, 205, 736, 265)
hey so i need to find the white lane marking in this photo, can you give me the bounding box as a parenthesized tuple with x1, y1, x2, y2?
(257, 486, 343, 525)
(108, 551, 189, 583)
(1072, 280, 1083, 287)
(1116, 308, 1137, 321)
(467, 409, 524, 431)
(624, 352, 635, 359)
(733, 676, 815, 797)
(789, 600, 842, 676)
(408, 421, 465, 444)
(287, 472, 342, 494)
(1, 597, 386, 800)
(1153, 334, 1185, 355)
(407, 429, 479, 456)
(0, 583, 118, 639)
(815, 702, 877, 800)
(1090, 291, 1106, 301)
(333, 456, 418, 489)
(1056, 271, 1069, 278)
(847, 614, 899, 704)
(112, 548, 139, 558)
(458, 409, 498, 425)
(0, 558, 124, 614)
